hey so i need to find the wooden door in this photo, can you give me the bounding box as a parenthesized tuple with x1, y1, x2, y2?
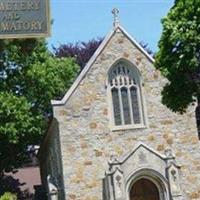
(130, 178, 160, 200)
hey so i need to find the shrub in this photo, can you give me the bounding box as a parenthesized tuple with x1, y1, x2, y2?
(0, 193, 17, 200)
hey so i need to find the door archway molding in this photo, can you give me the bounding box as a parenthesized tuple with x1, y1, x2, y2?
(126, 168, 170, 200)
(103, 142, 184, 200)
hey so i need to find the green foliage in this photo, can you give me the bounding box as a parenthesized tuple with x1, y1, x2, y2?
(0, 39, 79, 172)
(0, 92, 43, 172)
(25, 56, 78, 114)
(0, 93, 42, 144)
(0, 193, 17, 200)
(155, 0, 200, 113)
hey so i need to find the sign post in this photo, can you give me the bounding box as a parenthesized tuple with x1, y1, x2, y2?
(0, 0, 50, 39)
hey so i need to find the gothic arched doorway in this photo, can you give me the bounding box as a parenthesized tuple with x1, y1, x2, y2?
(130, 178, 160, 200)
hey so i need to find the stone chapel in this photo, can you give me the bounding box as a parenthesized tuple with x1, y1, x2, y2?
(39, 11, 200, 200)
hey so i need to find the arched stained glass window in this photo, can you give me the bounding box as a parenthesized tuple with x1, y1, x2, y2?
(108, 61, 145, 128)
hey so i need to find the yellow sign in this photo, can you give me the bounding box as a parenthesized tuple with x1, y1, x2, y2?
(0, 0, 50, 39)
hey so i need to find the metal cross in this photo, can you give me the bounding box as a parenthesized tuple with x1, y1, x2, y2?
(112, 8, 120, 28)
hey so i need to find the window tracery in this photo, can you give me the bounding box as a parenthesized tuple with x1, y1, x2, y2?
(108, 61, 144, 128)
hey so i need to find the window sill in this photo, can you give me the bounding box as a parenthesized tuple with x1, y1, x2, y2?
(110, 124, 147, 132)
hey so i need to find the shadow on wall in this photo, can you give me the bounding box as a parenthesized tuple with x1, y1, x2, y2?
(0, 170, 46, 200)
(196, 104, 200, 139)
(0, 173, 33, 199)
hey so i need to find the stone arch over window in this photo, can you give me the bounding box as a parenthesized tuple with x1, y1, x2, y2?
(107, 59, 146, 130)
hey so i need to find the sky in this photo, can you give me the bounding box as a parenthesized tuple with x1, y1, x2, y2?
(48, 0, 174, 52)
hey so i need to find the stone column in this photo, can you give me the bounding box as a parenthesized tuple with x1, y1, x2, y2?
(165, 149, 184, 200)
(103, 155, 126, 200)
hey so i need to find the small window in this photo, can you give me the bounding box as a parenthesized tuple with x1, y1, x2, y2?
(108, 61, 145, 129)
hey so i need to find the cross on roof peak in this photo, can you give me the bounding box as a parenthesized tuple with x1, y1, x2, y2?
(112, 8, 120, 28)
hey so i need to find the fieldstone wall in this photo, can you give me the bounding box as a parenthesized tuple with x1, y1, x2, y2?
(40, 120, 65, 200)
(53, 28, 200, 200)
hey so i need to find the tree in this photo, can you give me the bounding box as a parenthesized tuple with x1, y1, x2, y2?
(0, 39, 79, 173)
(139, 42, 154, 57)
(54, 38, 103, 70)
(0, 93, 42, 173)
(0, 192, 17, 200)
(155, 0, 200, 113)
(155, 0, 200, 137)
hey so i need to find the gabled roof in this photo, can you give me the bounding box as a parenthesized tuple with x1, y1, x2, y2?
(51, 25, 155, 106)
